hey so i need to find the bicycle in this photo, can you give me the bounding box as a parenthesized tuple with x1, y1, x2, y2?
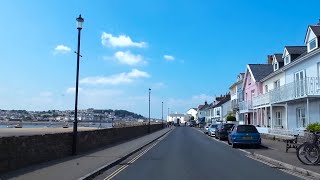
(296, 132, 320, 165)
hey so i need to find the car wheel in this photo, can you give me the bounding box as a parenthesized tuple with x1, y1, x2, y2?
(232, 142, 237, 148)
(219, 135, 222, 141)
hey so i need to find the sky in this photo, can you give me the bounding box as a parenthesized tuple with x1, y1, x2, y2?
(0, 0, 319, 118)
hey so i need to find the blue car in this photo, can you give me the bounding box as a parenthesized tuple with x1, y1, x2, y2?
(227, 125, 261, 148)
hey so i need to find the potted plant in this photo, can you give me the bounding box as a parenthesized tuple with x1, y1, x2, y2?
(226, 115, 236, 123)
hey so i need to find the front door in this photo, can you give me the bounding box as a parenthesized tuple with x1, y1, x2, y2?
(296, 108, 306, 128)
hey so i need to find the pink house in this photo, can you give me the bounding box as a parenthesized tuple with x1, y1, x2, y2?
(239, 64, 273, 125)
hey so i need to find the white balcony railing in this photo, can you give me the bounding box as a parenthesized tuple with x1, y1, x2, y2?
(252, 93, 270, 108)
(239, 100, 252, 113)
(270, 77, 320, 104)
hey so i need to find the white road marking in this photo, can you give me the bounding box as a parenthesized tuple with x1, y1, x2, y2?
(104, 129, 172, 180)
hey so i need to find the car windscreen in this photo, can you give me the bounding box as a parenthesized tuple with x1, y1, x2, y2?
(236, 125, 258, 133)
(211, 125, 217, 128)
(224, 124, 234, 129)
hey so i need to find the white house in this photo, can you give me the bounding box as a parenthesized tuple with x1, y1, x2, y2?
(252, 20, 320, 131)
(167, 113, 187, 124)
(229, 73, 245, 124)
(186, 108, 197, 121)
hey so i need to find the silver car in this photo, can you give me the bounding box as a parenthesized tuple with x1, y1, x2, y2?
(208, 124, 218, 136)
(203, 123, 211, 134)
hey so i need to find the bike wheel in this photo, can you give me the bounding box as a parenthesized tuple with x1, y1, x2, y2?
(296, 143, 320, 165)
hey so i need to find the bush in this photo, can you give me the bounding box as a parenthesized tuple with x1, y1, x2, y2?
(226, 115, 236, 121)
(306, 123, 320, 132)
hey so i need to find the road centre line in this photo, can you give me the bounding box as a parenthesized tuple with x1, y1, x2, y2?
(103, 132, 168, 180)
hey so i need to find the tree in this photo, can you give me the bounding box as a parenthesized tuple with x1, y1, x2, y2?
(226, 115, 236, 121)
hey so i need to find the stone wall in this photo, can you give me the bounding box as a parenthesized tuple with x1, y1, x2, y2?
(0, 124, 163, 173)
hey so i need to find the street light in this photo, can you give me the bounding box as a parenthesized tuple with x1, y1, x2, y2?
(148, 88, 151, 133)
(72, 14, 84, 156)
(162, 101, 164, 127)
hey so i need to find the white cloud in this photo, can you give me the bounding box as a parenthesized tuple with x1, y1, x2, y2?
(54, 45, 71, 54)
(114, 51, 146, 66)
(101, 32, 147, 48)
(163, 55, 175, 61)
(80, 69, 150, 85)
(66, 87, 83, 94)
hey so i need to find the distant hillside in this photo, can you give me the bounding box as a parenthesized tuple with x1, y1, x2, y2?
(93, 109, 145, 119)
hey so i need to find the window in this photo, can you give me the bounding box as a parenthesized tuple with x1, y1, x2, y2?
(274, 62, 278, 71)
(284, 56, 290, 65)
(309, 39, 317, 51)
(274, 80, 280, 89)
(265, 85, 268, 93)
(275, 111, 282, 126)
(216, 109, 220, 116)
(251, 90, 255, 98)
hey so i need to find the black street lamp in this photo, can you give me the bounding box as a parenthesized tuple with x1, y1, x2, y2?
(148, 88, 151, 133)
(162, 101, 164, 127)
(72, 14, 84, 156)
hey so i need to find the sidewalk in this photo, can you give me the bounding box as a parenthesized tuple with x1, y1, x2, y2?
(244, 137, 320, 178)
(0, 128, 172, 180)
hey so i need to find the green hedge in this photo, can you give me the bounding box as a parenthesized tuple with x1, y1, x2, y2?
(306, 123, 320, 132)
(226, 115, 236, 121)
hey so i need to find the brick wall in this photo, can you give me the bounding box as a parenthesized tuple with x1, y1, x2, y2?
(0, 124, 163, 173)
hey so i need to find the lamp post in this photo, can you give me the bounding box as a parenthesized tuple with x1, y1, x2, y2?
(161, 101, 164, 127)
(72, 14, 84, 156)
(148, 88, 151, 133)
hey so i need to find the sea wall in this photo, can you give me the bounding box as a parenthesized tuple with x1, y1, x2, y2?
(0, 124, 163, 173)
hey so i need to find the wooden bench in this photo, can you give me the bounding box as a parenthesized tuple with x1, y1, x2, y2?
(284, 135, 301, 152)
(284, 133, 314, 152)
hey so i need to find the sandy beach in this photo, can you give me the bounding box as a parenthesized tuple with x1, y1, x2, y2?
(0, 127, 99, 137)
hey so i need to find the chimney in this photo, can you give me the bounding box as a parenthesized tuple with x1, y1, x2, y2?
(204, 101, 207, 105)
(267, 55, 273, 64)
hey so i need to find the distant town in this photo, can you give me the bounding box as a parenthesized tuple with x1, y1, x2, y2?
(0, 108, 146, 122)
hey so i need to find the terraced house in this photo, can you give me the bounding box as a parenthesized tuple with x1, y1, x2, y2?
(252, 20, 320, 133)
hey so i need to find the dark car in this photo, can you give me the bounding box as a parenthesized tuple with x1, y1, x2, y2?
(215, 123, 235, 140)
(227, 125, 261, 148)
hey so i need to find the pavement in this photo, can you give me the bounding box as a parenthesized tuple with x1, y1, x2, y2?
(97, 127, 303, 180)
(0, 127, 172, 180)
(246, 137, 320, 178)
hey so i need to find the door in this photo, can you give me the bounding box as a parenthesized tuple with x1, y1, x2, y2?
(295, 71, 305, 97)
(296, 108, 306, 128)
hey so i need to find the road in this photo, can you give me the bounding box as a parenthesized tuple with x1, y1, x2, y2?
(96, 127, 303, 180)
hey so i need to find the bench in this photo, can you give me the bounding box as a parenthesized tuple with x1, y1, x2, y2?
(284, 133, 314, 152)
(284, 135, 301, 152)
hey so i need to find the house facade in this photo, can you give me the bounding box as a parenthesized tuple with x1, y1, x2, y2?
(252, 21, 320, 131)
(186, 108, 197, 121)
(239, 64, 273, 125)
(229, 73, 245, 124)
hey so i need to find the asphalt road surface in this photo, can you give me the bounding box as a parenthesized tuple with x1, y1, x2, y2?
(97, 127, 304, 180)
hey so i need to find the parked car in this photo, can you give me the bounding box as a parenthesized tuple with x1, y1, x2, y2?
(227, 125, 261, 148)
(208, 124, 218, 137)
(215, 123, 234, 140)
(203, 123, 211, 134)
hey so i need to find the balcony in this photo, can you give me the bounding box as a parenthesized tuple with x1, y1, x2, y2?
(239, 100, 252, 113)
(270, 77, 320, 104)
(252, 93, 270, 108)
(231, 99, 239, 110)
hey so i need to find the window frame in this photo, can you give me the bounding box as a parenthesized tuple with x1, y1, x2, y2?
(309, 38, 317, 52)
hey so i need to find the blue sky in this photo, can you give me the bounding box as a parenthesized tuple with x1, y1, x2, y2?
(0, 0, 319, 118)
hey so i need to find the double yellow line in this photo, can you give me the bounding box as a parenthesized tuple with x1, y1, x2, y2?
(104, 142, 159, 180)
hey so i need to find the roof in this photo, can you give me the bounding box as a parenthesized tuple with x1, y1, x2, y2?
(248, 64, 273, 82)
(274, 54, 283, 63)
(285, 46, 307, 55)
(214, 95, 230, 107)
(310, 25, 320, 37)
